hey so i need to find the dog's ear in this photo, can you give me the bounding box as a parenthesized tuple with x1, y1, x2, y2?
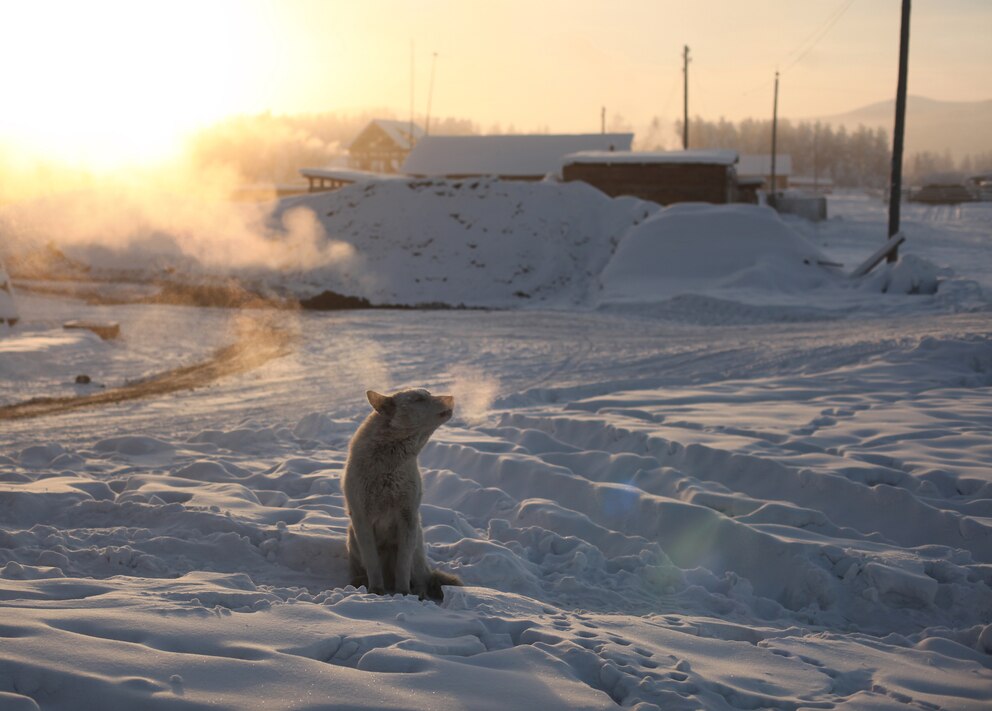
(367, 390, 396, 416)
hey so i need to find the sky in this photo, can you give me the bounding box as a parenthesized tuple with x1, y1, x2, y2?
(0, 0, 989, 169)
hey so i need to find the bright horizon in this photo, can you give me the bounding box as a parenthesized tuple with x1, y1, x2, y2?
(0, 0, 989, 170)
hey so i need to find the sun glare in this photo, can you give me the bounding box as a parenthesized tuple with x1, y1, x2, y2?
(0, 1, 266, 171)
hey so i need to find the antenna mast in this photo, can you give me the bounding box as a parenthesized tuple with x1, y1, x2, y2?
(425, 52, 438, 135)
(409, 40, 415, 146)
(770, 70, 780, 205)
(682, 45, 690, 149)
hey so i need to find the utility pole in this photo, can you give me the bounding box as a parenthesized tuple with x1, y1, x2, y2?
(813, 122, 820, 193)
(425, 51, 438, 135)
(770, 70, 780, 206)
(887, 0, 912, 262)
(601, 106, 606, 134)
(682, 45, 690, 149)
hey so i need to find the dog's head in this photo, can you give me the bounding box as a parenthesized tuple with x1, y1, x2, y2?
(367, 388, 454, 434)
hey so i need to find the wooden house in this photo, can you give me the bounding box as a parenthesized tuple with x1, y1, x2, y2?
(561, 150, 739, 205)
(402, 133, 634, 180)
(348, 119, 424, 173)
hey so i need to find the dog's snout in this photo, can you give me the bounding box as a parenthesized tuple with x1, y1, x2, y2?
(439, 409, 453, 420)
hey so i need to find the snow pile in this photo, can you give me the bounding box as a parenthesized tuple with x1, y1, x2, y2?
(599, 204, 836, 303)
(272, 178, 655, 307)
(859, 252, 942, 295)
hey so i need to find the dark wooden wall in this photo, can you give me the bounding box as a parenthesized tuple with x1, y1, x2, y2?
(562, 162, 735, 205)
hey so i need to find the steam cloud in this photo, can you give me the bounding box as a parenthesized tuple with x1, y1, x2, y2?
(0, 160, 353, 276)
(448, 366, 500, 427)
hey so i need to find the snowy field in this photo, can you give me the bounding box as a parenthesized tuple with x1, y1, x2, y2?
(1, 188, 991, 709)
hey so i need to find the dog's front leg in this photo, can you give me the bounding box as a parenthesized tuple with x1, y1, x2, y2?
(350, 512, 385, 594)
(393, 509, 420, 596)
(410, 534, 432, 600)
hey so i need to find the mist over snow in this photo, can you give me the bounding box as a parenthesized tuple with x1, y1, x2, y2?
(1, 184, 992, 710)
(0, 181, 354, 276)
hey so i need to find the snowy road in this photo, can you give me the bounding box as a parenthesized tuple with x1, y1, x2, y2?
(2, 294, 989, 447)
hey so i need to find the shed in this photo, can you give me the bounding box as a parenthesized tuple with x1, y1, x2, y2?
(349, 119, 424, 173)
(561, 150, 739, 205)
(738, 154, 792, 191)
(910, 183, 976, 205)
(402, 133, 634, 180)
(966, 172, 992, 201)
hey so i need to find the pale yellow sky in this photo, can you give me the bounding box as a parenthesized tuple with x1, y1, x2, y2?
(0, 0, 988, 167)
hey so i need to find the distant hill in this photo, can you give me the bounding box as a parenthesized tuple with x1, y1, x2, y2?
(814, 96, 992, 158)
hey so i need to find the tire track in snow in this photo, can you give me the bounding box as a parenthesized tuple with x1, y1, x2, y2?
(0, 318, 294, 420)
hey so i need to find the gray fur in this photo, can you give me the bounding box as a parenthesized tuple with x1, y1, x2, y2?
(342, 388, 463, 601)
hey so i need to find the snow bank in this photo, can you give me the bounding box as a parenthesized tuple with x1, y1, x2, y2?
(599, 204, 836, 303)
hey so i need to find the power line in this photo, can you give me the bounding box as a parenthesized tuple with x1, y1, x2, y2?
(781, 0, 857, 74)
(721, 0, 856, 113)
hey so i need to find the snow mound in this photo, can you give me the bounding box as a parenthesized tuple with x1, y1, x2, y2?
(599, 204, 835, 303)
(271, 178, 656, 307)
(860, 253, 941, 295)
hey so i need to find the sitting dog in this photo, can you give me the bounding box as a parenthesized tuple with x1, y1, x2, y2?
(342, 388, 463, 601)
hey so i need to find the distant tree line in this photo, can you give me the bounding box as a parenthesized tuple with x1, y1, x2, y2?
(908, 149, 992, 181)
(663, 117, 992, 187)
(663, 117, 889, 188)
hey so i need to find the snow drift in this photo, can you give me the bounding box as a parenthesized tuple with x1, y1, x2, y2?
(598, 203, 836, 302)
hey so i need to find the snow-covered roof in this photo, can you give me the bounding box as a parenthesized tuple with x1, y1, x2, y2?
(402, 133, 634, 177)
(349, 119, 424, 152)
(738, 153, 792, 177)
(298, 167, 406, 183)
(563, 149, 739, 166)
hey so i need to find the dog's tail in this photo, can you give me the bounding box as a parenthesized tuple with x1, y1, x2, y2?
(427, 568, 463, 602)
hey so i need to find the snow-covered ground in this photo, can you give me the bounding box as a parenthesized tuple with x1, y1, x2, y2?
(1, 188, 991, 709)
